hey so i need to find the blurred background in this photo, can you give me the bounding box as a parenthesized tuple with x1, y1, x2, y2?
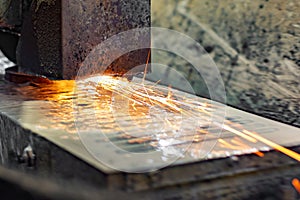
(151, 0, 300, 127)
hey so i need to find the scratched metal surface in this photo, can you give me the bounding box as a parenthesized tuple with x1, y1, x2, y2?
(0, 55, 299, 174)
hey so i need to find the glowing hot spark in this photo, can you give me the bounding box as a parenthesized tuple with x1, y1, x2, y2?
(292, 178, 300, 194)
(243, 130, 300, 162)
(80, 75, 300, 162)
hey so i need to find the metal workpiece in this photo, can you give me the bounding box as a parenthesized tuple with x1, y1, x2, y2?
(17, 0, 63, 78)
(61, 0, 151, 79)
(2, 0, 151, 79)
(0, 0, 32, 28)
(0, 1, 300, 199)
(0, 64, 299, 198)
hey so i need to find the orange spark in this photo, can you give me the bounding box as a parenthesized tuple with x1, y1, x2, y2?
(143, 50, 151, 82)
(254, 151, 264, 157)
(222, 124, 257, 143)
(292, 178, 300, 193)
(90, 75, 300, 162)
(131, 101, 137, 111)
(243, 130, 300, 162)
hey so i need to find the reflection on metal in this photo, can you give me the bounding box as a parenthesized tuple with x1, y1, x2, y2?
(18, 145, 36, 167)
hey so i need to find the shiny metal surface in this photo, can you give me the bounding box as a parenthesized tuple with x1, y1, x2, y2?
(0, 72, 299, 173)
(0, 51, 14, 74)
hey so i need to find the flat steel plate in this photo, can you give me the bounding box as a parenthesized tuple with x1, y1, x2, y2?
(0, 73, 299, 173)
